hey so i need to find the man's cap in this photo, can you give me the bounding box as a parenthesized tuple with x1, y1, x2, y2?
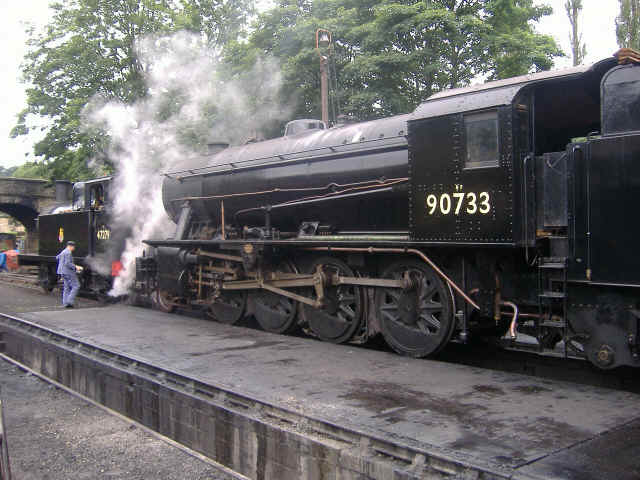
(67, 241, 76, 246)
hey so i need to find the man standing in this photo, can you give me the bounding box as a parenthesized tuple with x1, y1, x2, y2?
(56, 241, 81, 308)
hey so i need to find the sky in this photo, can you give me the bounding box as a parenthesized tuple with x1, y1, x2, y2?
(0, 0, 622, 169)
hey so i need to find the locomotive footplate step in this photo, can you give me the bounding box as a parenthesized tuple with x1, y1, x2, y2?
(7, 304, 640, 479)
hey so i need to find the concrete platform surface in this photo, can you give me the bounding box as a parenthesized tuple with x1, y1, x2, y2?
(13, 302, 640, 480)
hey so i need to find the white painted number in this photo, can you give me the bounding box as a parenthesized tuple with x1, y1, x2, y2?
(426, 194, 437, 214)
(466, 192, 477, 214)
(479, 192, 491, 214)
(453, 192, 465, 214)
(425, 190, 491, 216)
(440, 193, 451, 214)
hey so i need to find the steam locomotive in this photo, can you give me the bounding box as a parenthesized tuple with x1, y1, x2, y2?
(136, 50, 640, 370)
(19, 176, 123, 295)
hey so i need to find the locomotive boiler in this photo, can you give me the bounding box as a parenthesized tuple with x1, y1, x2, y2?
(137, 49, 640, 369)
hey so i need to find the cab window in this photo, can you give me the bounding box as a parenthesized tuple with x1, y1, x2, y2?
(90, 184, 105, 209)
(464, 110, 499, 169)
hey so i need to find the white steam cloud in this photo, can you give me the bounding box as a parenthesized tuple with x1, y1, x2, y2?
(87, 31, 290, 296)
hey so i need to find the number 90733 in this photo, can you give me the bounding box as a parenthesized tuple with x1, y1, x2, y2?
(426, 191, 491, 215)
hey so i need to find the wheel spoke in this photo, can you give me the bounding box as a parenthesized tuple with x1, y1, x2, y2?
(420, 313, 441, 330)
(416, 319, 431, 335)
(335, 311, 350, 324)
(380, 303, 399, 311)
(382, 309, 401, 323)
(339, 303, 355, 318)
(419, 300, 443, 312)
(420, 283, 437, 301)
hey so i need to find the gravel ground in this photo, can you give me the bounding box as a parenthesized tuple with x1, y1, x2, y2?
(0, 356, 232, 479)
(0, 282, 234, 479)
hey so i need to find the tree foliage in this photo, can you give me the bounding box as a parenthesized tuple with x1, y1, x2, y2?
(245, 0, 561, 122)
(11, 0, 253, 182)
(13, 0, 561, 181)
(565, 0, 586, 66)
(617, 0, 640, 50)
(10, 162, 50, 179)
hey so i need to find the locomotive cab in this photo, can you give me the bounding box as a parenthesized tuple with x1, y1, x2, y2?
(72, 177, 110, 212)
(407, 56, 618, 247)
(406, 52, 640, 368)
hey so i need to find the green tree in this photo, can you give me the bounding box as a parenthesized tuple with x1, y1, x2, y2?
(617, 0, 640, 50)
(247, 0, 561, 122)
(484, 0, 561, 79)
(565, 0, 586, 65)
(12, 0, 253, 182)
(11, 162, 50, 179)
(174, 0, 255, 45)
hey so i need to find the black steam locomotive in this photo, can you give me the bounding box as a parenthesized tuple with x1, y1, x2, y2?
(136, 50, 640, 370)
(19, 176, 122, 295)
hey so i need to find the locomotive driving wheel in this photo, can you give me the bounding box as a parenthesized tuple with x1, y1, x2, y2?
(251, 261, 299, 334)
(205, 291, 247, 325)
(303, 257, 363, 343)
(152, 289, 176, 313)
(375, 260, 454, 357)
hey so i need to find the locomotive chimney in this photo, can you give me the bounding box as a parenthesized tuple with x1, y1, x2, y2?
(54, 180, 72, 202)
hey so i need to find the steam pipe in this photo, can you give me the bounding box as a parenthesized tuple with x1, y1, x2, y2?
(500, 301, 519, 339)
(221, 200, 226, 240)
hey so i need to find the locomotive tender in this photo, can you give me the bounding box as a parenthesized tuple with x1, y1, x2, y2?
(137, 50, 640, 369)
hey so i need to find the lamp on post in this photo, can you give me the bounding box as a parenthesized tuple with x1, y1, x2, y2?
(315, 29, 332, 126)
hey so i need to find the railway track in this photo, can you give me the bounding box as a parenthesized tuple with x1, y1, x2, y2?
(0, 272, 39, 287)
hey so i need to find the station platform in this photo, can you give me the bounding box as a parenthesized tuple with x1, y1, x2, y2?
(2, 298, 640, 479)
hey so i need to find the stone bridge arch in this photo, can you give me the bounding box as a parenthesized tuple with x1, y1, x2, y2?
(0, 177, 68, 252)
